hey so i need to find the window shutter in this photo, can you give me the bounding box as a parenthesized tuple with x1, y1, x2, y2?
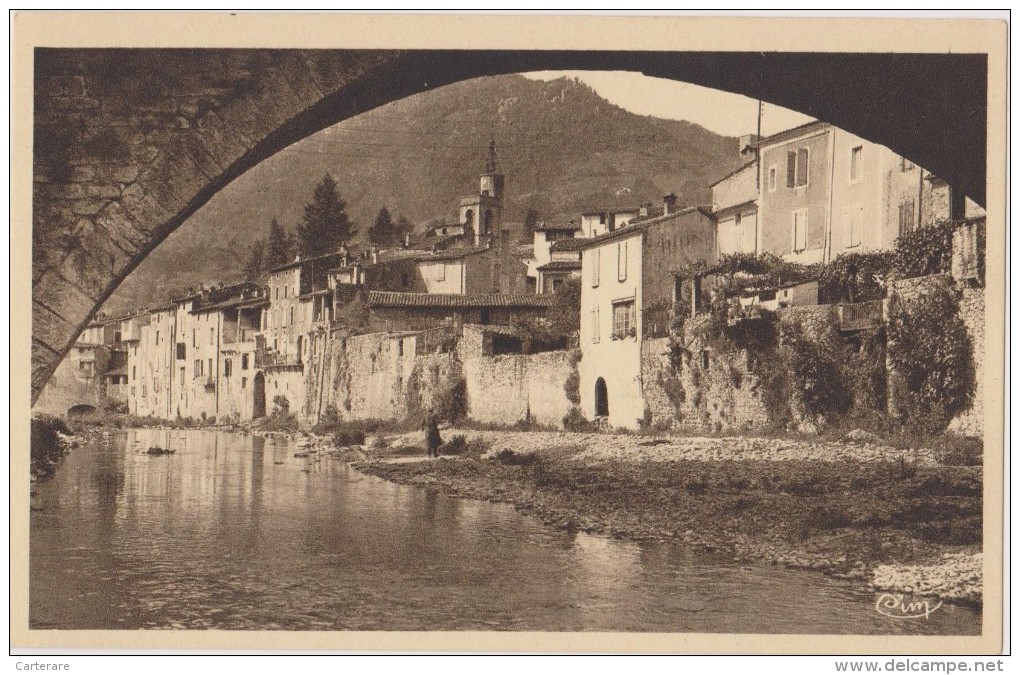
(797, 147, 809, 186)
(618, 241, 627, 281)
(793, 210, 808, 252)
(786, 151, 796, 187)
(851, 205, 863, 247)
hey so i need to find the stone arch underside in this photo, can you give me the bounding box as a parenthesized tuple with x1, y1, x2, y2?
(31, 48, 987, 401)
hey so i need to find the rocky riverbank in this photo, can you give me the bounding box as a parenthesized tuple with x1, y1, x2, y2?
(30, 414, 83, 478)
(354, 428, 983, 607)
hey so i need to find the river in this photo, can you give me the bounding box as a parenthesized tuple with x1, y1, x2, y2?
(29, 428, 980, 634)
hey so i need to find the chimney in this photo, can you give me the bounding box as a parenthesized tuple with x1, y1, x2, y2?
(663, 193, 678, 216)
(371, 246, 379, 265)
(738, 133, 760, 156)
(639, 202, 652, 217)
(403, 233, 410, 248)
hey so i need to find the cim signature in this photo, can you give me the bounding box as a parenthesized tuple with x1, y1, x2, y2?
(875, 593, 943, 619)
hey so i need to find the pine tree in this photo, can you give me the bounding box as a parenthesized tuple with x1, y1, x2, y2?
(264, 218, 293, 270)
(367, 206, 395, 246)
(296, 174, 356, 256)
(243, 239, 265, 281)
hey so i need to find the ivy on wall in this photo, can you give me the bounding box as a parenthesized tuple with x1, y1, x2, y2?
(893, 219, 961, 279)
(887, 278, 976, 431)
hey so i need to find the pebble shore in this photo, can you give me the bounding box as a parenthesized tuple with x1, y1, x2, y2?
(871, 552, 983, 606)
(379, 428, 940, 465)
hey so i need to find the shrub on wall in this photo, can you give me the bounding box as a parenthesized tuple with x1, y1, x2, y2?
(312, 403, 341, 435)
(818, 251, 894, 304)
(562, 406, 596, 432)
(335, 295, 370, 334)
(887, 280, 975, 431)
(563, 349, 581, 405)
(262, 394, 298, 431)
(893, 219, 959, 279)
(780, 319, 853, 419)
(433, 376, 469, 423)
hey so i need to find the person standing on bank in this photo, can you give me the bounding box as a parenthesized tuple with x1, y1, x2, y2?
(423, 408, 442, 458)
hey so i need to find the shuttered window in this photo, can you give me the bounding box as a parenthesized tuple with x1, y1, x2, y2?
(591, 307, 600, 344)
(617, 241, 628, 281)
(850, 146, 863, 183)
(846, 204, 864, 247)
(786, 148, 809, 187)
(796, 148, 809, 186)
(898, 198, 916, 237)
(792, 209, 809, 252)
(591, 249, 600, 287)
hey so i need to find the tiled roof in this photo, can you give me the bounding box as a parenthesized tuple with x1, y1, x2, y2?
(549, 237, 590, 252)
(708, 159, 758, 188)
(536, 260, 582, 272)
(192, 294, 269, 314)
(573, 206, 714, 251)
(581, 206, 641, 216)
(409, 233, 466, 251)
(367, 291, 553, 309)
(267, 250, 349, 274)
(754, 120, 828, 149)
(535, 221, 580, 232)
(422, 245, 492, 262)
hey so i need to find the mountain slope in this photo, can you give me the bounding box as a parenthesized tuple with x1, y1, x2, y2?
(107, 74, 744, 311)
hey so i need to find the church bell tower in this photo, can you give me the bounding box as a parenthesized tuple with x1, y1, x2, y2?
(479, 139, 505, 203)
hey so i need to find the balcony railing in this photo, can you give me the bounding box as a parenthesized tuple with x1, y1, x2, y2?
(255, 350, 303, 369)
(837, 300, 884, 332)
(223, 328, 259, 345)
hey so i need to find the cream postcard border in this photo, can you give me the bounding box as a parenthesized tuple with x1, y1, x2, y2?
(10, 11, 1008, 654)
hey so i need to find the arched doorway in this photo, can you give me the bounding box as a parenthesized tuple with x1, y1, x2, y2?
(253, 372, 267, 419)
(594, 377, 609, 418)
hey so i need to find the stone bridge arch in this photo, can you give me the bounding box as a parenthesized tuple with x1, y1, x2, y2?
(32, 48, 987, 400)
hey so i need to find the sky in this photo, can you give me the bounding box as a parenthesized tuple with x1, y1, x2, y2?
(522, 70, 816, 138)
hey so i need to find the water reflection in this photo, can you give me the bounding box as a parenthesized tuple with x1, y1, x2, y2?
(30, 429, 981, 634)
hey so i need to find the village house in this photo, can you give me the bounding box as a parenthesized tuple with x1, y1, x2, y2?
(755, 121, 986, 265)
(202, 287, 268, 421)
(523, 220, 580, 294)
(33, 314, 122, 417)
(577, 195, 717, 429)
(578, 206, 640, 239)
(125, 303, 174, 419)
(711, 158, 759, 257)
(114, 311, 147, 409)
